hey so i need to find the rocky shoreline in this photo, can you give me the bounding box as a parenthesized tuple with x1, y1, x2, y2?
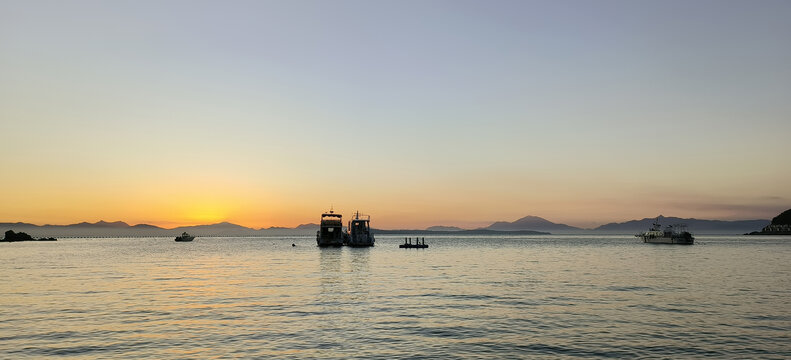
(745, 209, 791, 235)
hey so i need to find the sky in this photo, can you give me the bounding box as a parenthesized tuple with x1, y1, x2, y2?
(1, 0, 789, 229)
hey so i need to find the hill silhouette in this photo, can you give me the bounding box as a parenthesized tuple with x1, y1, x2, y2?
(426, 226, 464, 231)
(746, 209, 791, 235)
(771, 209, 791, 225)
(484, 216, 583, 233)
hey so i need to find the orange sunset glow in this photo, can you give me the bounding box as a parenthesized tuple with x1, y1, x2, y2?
(0, 0, 788, 230)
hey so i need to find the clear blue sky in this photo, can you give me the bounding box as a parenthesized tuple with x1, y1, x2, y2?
(1, 0, 789, 228)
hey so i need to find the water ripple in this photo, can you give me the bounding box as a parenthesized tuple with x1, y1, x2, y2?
(0, 235, 789, 358)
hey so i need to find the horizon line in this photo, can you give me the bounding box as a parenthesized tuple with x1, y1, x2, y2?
(0, 214, 774, 231)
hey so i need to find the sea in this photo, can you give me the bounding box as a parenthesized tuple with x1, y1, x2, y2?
(1, 235, 789, 359)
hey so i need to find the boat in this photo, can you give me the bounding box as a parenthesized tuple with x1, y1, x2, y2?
(636, 218, 694, 245)
(399, 237, 428, 248)
(346, 211, 375, 247)
(316, 210, 347, 247)
(175, 232, 195, 242)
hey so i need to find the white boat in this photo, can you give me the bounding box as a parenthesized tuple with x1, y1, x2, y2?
(636, 218, 694, 245)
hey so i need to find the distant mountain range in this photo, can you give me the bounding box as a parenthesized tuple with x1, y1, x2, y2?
(592, 216, 769, 234)
(0, 221, 321, 238)
(425, 226, 465, 231)
(479, 215, 769, 234)
(0, 214, 773, 237)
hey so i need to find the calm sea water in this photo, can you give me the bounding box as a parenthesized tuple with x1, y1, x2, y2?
(1, 235, 789, 358)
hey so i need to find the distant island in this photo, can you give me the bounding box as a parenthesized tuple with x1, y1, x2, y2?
(425, 225, 465, 232)
(485, 215, 582, 233)
(746, 209, 791, 235)
(2, 230, 56, 242)
(475, 215, 769, 235)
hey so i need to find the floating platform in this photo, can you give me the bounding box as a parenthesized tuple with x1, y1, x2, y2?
(399, 237, 428, 249)
(399, 243, 428, 248)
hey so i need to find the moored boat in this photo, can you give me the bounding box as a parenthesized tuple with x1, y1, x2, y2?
(316, 210, 346, 247)
(175, 232, 195, 242)
(346, 211, 375, 247)
(636, 218, 694, 245)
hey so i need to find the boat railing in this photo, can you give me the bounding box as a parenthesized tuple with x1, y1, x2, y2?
(352, 212, 370, 221)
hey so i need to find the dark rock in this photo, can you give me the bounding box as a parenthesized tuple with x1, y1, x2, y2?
(3, 230, 34, 242)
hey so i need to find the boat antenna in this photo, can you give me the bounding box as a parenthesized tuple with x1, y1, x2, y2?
(652, 216, 661, 231)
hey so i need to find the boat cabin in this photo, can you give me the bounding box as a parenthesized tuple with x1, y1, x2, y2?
(317, 210, 346, 246)
(346, 211, 375, 246)
(348, 212, 370, 234)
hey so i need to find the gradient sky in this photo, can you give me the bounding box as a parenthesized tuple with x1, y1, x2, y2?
(1, 0, 789, 229)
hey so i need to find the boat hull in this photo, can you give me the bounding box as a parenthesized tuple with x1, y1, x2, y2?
(316, 230, 346, 247)
(640, 235, 693, 245)
(175, 236, 194, 242)
(317, 239, 344, 247)
(346, 233, 375, 247)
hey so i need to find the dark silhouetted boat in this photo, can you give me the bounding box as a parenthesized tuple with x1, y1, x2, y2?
(346, 211, 375, 247)
(316, 210, 346, 247)
(175, 232, 195, 242)
(636, 218, 694, 245)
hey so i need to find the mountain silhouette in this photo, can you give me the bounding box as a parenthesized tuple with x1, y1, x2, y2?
(66, 220, 130, 228)
(484, 216, 583, 233)
(425, 226, 464, 231)
(0, 221, 316, 237)
(0, 213, 775, 237)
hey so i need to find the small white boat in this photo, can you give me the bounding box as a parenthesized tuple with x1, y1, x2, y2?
(636, 218, 694, 245)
